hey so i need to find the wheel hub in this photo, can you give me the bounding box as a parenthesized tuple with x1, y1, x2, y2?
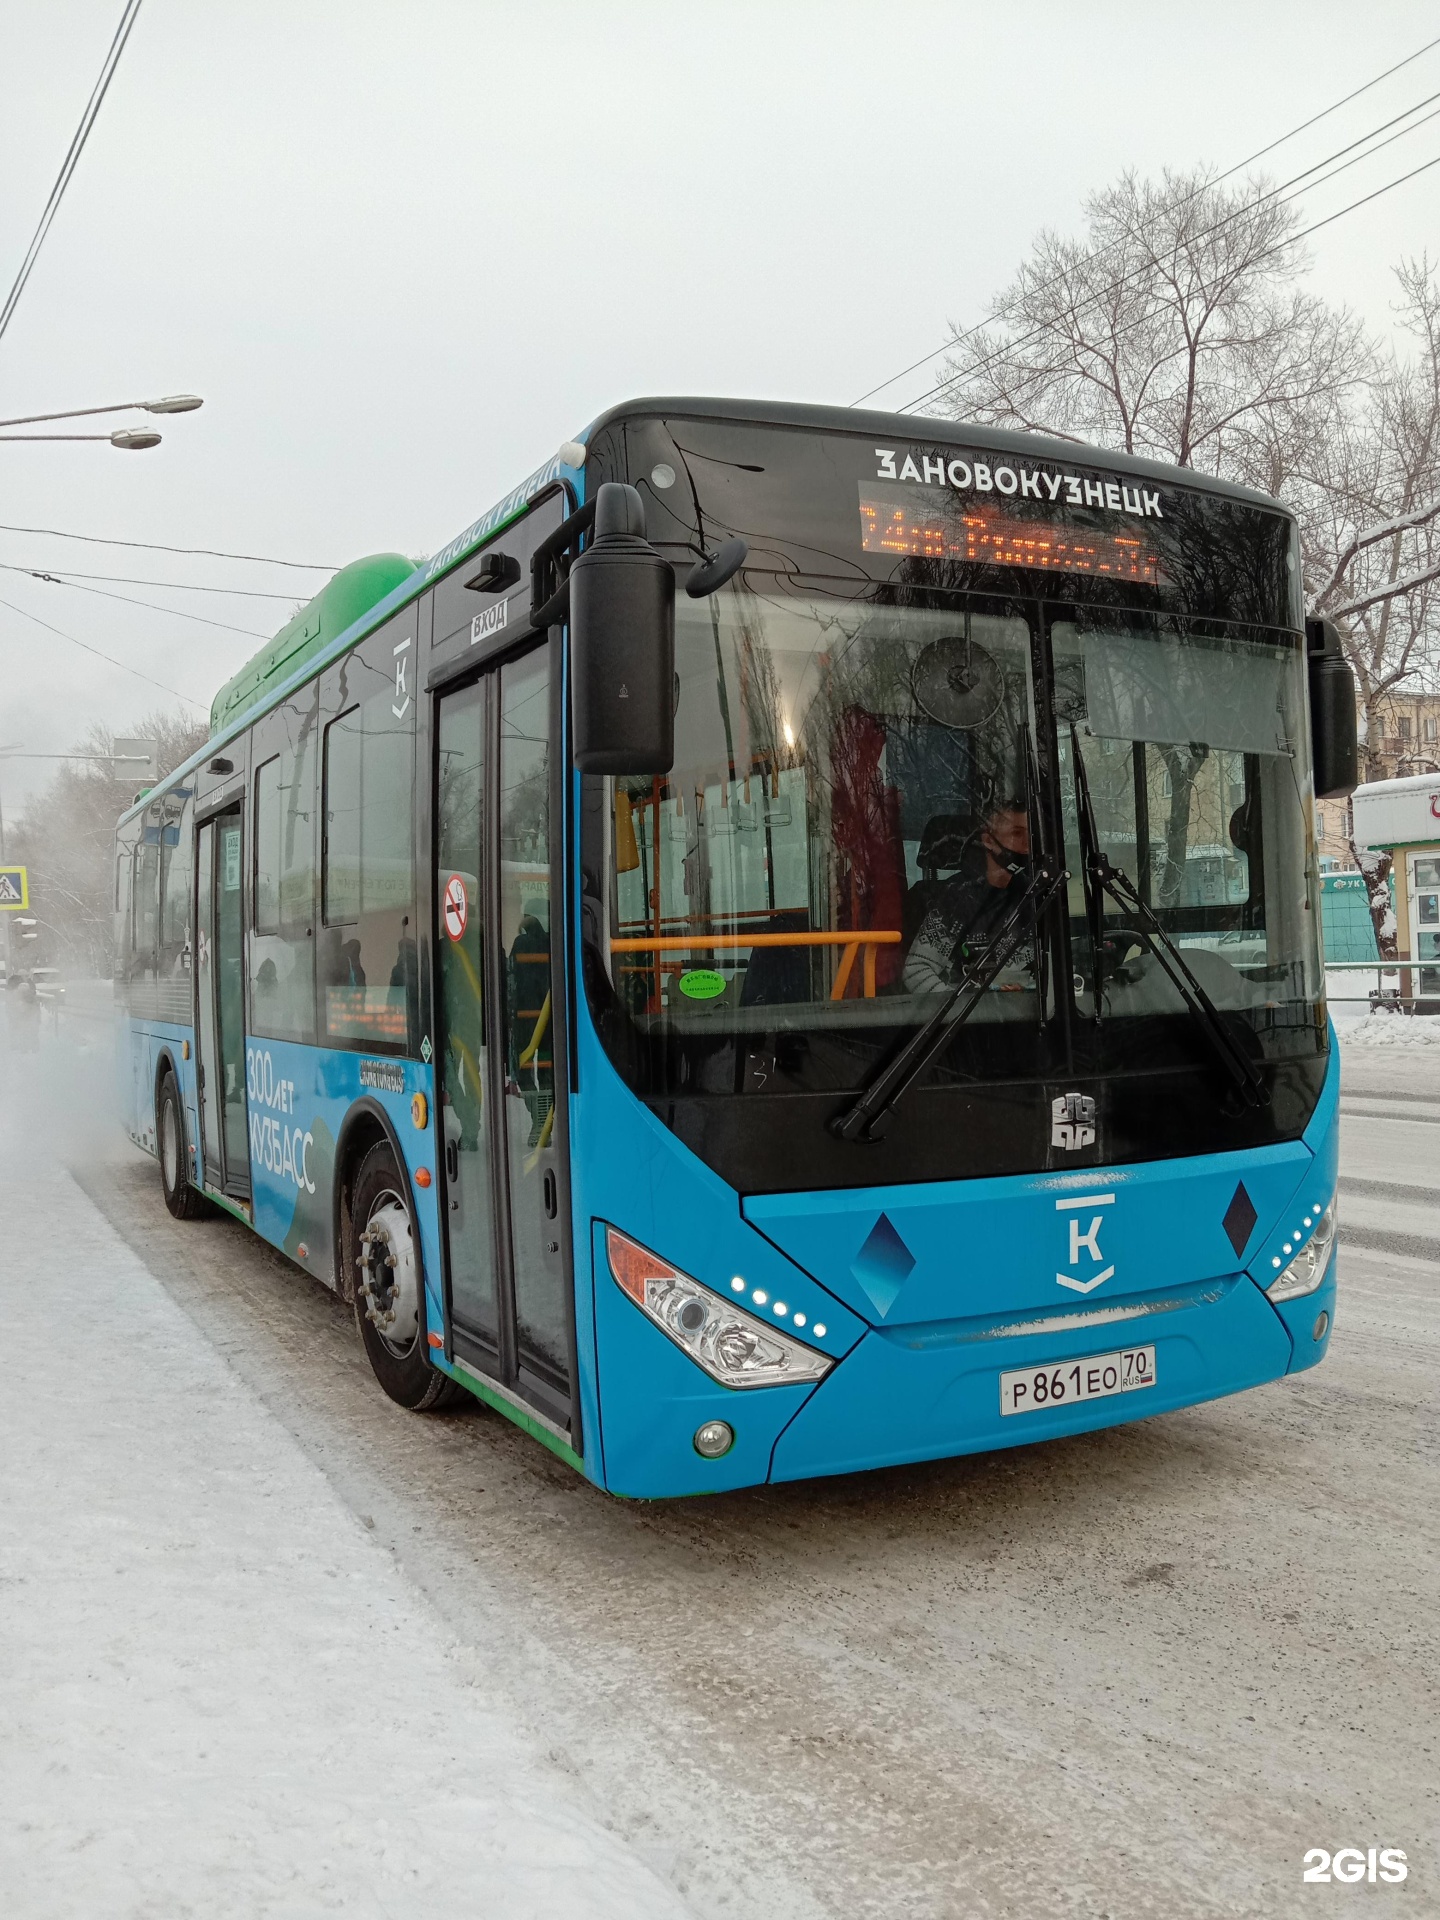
(356, 1198, 419, 1350)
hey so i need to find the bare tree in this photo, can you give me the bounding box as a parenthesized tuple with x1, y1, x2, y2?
(11, 707, 208, 976)
(934, 169, 1370, 480)
(932, 173, 1438, 705)
(1304, 257, 1440, 772)
(933, 175, 1440, 961)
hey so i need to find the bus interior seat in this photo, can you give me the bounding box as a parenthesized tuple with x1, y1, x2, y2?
(902, 814, 983, 947)
(739, 909, 812, 1006)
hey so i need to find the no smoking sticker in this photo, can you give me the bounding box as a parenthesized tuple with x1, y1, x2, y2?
(443, 874, 468, 942)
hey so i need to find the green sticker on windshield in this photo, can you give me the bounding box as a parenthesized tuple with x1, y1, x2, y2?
(677, 968, 727, 1001)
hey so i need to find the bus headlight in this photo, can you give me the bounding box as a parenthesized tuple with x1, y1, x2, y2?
(1266, 1200, 1337, 1302)
(606, 1226, 834, 1390)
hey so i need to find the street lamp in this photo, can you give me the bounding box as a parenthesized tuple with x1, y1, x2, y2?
(0, 392, 202, 450)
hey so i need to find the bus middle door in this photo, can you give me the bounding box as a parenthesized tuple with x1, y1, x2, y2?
(195, 805, 251, 1201)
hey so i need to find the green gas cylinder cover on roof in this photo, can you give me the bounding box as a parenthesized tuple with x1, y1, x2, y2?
(209, 552, 417, 736)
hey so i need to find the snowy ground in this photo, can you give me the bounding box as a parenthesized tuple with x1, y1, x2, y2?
(1327, 966, 1440, 1039)
(1342, 1008, 1440, 1045)
(0, 1035, 698, 1919)
(3, 1001, 1437, 1918)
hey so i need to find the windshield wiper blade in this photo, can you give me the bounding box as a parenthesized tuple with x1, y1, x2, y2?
(831, 857, 1067, 1144)
(1069, 724, 1108, 1021)
(1068, 735, 1269, 1110)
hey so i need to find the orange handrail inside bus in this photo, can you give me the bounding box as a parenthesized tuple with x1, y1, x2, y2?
(608, 930, 901, 1001)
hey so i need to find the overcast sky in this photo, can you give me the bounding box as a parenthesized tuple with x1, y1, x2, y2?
(1, 0, 1438, 810)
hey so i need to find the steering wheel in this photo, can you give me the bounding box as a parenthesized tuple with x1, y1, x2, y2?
(1096, 927, 1150, 984)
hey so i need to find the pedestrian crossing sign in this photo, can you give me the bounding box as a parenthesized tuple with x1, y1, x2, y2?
(0, 866, 29, 910)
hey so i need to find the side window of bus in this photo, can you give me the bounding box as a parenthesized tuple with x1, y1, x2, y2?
(158, 788, 194, 1021)
(133, 804, 163, 1000)
(251, 686, 319, 1045)
(254, 756, 282, 934)
(319, 614, 417, 1051)
(114, 830, 136, 986)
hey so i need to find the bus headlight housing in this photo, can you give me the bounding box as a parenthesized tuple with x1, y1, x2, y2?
(1266, 1200, 1337, 1302)
(606, 1226, 834, 1390)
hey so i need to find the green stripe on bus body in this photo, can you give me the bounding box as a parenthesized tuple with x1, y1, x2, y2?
(203, 1187, 253, 1227)
(444, 1361, 584, 1474)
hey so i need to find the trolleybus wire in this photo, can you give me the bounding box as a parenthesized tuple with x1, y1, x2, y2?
(0, 592, 205, 707)
(0, 0, 145, 351)
(0, 564, 268, 636)
(0, 522, 336, 572)
(899, 148, 1440, 418)
(0, 565, 300, 601)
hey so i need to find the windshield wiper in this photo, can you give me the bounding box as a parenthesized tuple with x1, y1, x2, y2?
(1068, 726, 1269, 1109)
(830, 859, 1066, 1142)
(832, 728, 1065, 1144)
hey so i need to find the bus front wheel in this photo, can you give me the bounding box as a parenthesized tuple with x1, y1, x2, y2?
(158, 1070, 212, 1221)
(349, 1140, 464, 1412)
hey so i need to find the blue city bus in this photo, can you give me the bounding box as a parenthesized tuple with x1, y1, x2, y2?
(115, 400, 1357, 1496)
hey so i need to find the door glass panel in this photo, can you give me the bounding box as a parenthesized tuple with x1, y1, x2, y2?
(216, 815, 249, 1189)
(498, 650, 565, 1384)
(195, 822, 221, 1184)
(436, 682, 498, 1341)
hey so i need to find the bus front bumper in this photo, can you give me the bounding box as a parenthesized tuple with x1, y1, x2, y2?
(767, 1268, 1297, 1483)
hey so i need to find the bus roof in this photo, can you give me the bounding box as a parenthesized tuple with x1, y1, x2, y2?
(121, 397, 1291, 827)
(579, 396, 1292, 517)
(208, 551, 416, 736)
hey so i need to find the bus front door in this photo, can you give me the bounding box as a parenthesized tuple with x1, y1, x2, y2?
(195, 806, 251, 1200)
(434, 645, 571, 1436)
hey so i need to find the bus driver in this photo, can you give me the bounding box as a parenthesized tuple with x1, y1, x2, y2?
(902, 803, 1031, 994)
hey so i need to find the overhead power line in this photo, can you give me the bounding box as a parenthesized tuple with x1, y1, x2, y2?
(902, 149, 1440, 418)
(0, 564, 267, 636)
(0, 592, 205, 709)
(1221, 31, 1440, 176)
(898, 117, 1440, 416)
(884, 90, 1440, 413)
(0, 565, 299, 601)
(0, 0, 145, 352)
(0, 520, 336, 572)
(852, 30, 1440, 407)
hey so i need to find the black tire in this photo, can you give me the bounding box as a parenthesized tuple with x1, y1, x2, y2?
(349, 1139, 465, 1412)
(158, 1070, 212, 1220)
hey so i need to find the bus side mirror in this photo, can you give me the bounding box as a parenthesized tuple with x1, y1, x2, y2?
(569, 483, 676, 775)
(1305, 615, 1358, 799)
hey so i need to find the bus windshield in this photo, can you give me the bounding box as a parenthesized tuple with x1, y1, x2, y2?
(584, 580, 1320, 1094)
(579, 417, 1322, 1141)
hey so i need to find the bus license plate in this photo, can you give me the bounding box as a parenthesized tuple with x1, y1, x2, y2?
(999, 1345, 1156, 1416)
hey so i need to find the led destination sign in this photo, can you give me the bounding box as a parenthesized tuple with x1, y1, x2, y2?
(859, 489, 1166, 583)
(873, 447, 1166, 519)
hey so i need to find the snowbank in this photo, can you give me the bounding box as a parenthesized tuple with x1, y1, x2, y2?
(1341, 1010, 1440, 1047)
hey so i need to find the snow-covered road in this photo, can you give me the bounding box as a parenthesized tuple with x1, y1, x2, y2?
(0, 1148, 697, 1919)
(2, 1011, 1437, 1918)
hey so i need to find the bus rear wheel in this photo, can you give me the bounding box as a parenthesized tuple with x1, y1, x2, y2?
(159, 1070, 212, 1221)
(350, 1140, 464, 1412)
